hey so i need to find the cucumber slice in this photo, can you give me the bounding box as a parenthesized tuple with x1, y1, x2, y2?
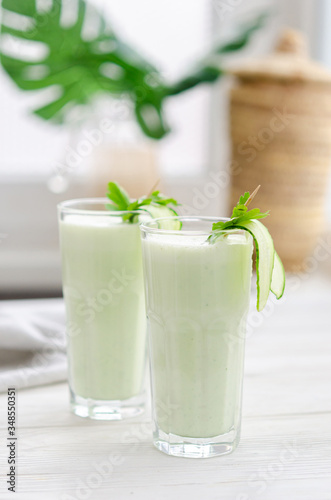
(141, 205, 181, 230)
(234, 220, 275, 312)
(271, 251, 285, 299)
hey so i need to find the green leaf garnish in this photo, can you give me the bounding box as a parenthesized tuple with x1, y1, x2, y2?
(106, 181, 180, 227)
(238, 191, 250, 206)
(210, 185, 269, 235)
(107, 182, 131, 211)
(208, 186, 285, 311)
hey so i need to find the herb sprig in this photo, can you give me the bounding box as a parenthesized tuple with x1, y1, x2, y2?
(208, 185, 285, 312)
(106, 181, 179, 223)
(208, 185, 269, 241)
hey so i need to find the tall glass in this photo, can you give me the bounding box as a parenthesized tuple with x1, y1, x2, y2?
(58, 199, 147, 420)
(140, 216, 253, 457)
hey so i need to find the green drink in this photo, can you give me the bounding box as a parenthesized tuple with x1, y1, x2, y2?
(141, 217, 253, 457)
(58, 199, 146, 420)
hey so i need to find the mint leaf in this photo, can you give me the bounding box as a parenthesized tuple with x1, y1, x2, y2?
(210, 186, 269, 238)
(106, 181, 179, 223)
(232, 205, 247, 218)
(107, 182, 130, 211)
(239, 192, 250, 205)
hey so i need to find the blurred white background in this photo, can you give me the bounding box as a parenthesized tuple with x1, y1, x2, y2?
(1, 0, 331, 296)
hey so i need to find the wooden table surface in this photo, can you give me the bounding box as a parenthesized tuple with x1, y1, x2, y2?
(1, 273, 331, 500)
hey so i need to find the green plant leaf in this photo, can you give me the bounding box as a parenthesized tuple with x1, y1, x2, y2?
(2, 0, 36, 17)
(165, 14, 267, 96)
(0, 0, 166, 130)
(107, 182, 131, 210)
(239, 192, 250, 205)
(0, 1, 266, 139)
(215, 13, 267, 54)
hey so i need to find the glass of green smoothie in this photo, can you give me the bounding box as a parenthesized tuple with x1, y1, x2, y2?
(141, 216, 252, 456)
(58, 199, 147, 420)
(140, 205, 285, 457)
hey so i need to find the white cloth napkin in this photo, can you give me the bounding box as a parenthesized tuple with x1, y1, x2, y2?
(0, 299, 67, 392)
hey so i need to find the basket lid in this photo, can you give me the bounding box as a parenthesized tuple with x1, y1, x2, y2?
(229, 28, 331, 84)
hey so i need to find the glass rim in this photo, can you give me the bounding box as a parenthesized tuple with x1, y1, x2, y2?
(57, 198, 140, 216)
(140, 215, 247, 237)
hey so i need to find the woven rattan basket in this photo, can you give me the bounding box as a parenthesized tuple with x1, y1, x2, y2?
(229, 29, 331, 271)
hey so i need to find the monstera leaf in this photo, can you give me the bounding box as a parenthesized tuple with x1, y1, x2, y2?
(0, 0, 168, 138)
(0, 0, 266, 139)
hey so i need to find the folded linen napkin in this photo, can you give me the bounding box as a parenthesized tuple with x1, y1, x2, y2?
(0, 299, 67, 392)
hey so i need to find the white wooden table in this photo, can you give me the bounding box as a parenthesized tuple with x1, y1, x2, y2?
(1, 273, 331, 500)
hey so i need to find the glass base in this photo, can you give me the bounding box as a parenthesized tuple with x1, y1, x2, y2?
(153, 426, 240, 458)
(70, 389, 145, 420)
